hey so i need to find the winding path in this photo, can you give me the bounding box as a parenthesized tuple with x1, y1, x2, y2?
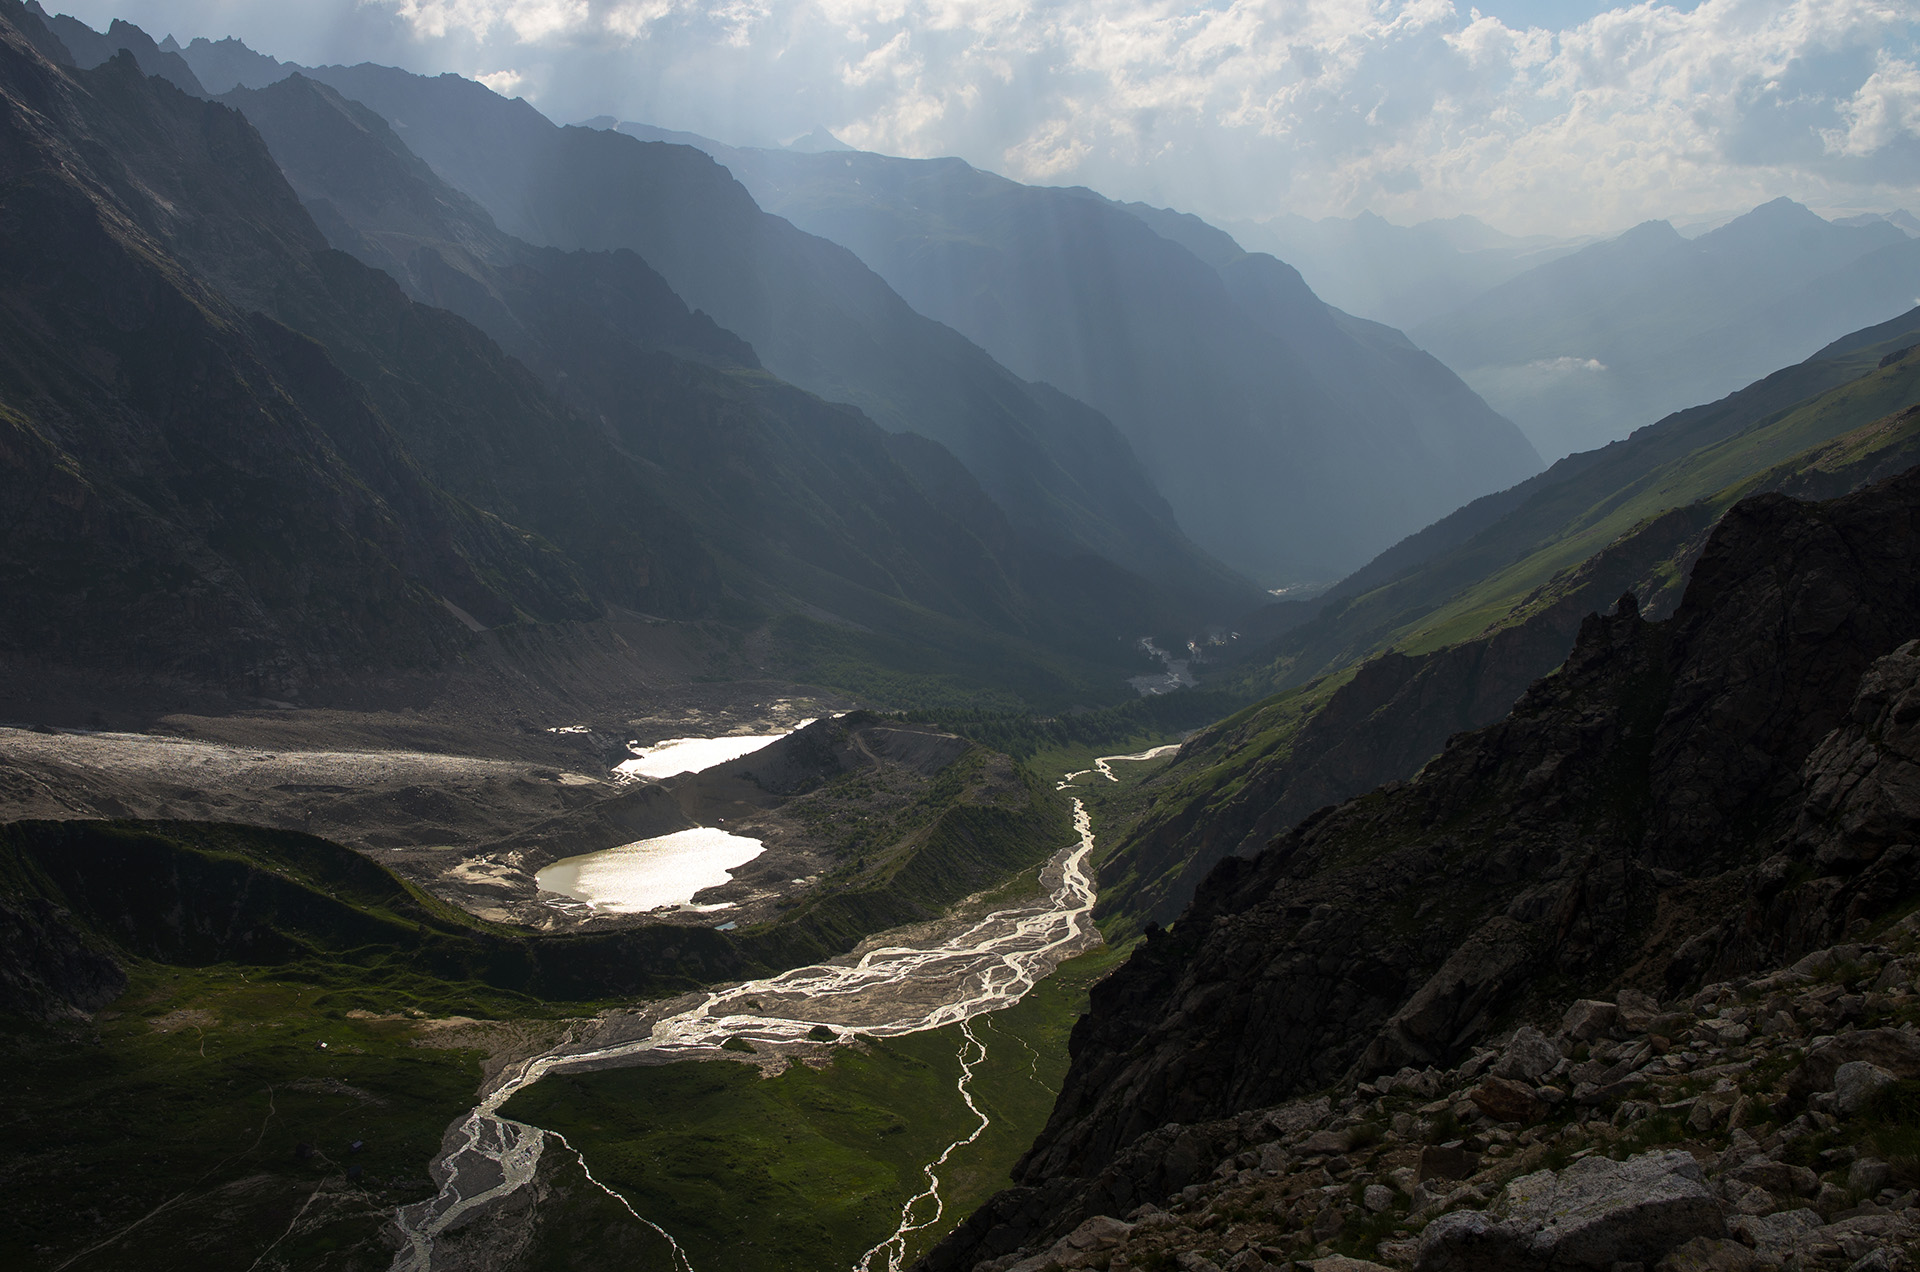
(391, 797, 1107, 1270)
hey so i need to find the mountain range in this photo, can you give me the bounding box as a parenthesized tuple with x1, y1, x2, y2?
(13, 7, 1920, 1272)
(1222, 210, 1591, 332)
(0, 3, 1239, 712)
(1413, 198, 1920, 460)
(89, 13, 1554, 589)
(601, 126, 1544, 584)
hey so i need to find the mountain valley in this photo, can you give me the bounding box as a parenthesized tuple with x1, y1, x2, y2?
(5, 6, 1920, 1272)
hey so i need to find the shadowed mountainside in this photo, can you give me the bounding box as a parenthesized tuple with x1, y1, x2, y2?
(0, 4, 1217, 710)
(259, 60, 1249, 608)
(611, 133, 1543, 585)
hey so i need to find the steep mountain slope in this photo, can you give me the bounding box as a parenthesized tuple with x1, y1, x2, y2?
(1110, 395, 1920, 928)
(923, 459, 1920, 1270)
(206, 55, 1248, 610)
(0, 6, 1192, 709)
(209, 71, 1241, 693)
(1252, 310, 1920, 691)
(0, 18, 605, 695)
(1416, 199, 1920, 459)
(222, 75, 756, 377)
(1090, 312, 1920, 928)
(619, 135, 1541, 584)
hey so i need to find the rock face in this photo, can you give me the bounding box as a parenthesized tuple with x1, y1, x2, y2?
(919, 468, 1920, 1272)
(1102, 501, 1714, 924)
(1416, 1151, 1723, 1270)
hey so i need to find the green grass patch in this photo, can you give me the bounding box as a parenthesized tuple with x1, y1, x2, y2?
(0, 962, 500, 1271)
(500, 940, 1129, 1272)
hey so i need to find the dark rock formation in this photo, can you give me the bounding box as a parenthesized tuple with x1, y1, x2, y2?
(920, 466, 1920, 1270)
(1105, 500, 1714, 924)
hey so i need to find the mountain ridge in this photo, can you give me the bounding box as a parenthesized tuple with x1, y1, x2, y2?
(607, 127, 1542, 583)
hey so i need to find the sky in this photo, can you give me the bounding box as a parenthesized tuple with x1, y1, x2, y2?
(57, 0, 1920, 236)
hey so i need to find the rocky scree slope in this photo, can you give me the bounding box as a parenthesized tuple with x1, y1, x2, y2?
(921, 464, 1920, 1269)
(933, 926, 1920, 1272)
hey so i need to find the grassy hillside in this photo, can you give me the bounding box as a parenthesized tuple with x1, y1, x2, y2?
(1242, 322, 1920, 691)
(1397, 343, 1920, 655)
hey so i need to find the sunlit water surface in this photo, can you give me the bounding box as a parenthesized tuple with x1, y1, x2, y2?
(542, 720, 819, 912)
(613, 724, 814, 780)
(535, 827, 766, 913)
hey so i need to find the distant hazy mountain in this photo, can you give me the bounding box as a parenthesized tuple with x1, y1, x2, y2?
(1833, 209, 1920, 236)
(225, 62, 1244, 610)
(1222, 210, 1590, 331)
(22, 1, 201, 93)
(1414, 198, 1920, 460)
(608, 132, 1542, 585)
(1251, 304, 1920, 690)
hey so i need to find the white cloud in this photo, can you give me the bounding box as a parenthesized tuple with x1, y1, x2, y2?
(475, 66, 526, 92)
(1526, 356, 1609, 373)
(1824, 53, 1920, 155)
(88, 0, 1920, 232)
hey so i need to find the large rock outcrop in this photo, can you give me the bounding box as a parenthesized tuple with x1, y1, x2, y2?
(920, 466, 1920, 1270)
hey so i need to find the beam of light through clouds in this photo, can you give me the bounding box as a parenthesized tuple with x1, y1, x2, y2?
(60, 0, 1920, 233)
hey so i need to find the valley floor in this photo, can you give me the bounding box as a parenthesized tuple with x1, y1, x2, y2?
(0, 698, 1175, 1272)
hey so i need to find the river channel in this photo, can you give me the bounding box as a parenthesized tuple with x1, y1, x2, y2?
(388, 740, 1171, 1271)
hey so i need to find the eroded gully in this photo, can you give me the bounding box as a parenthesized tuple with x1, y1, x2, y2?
(392, 792, 1110, 1271)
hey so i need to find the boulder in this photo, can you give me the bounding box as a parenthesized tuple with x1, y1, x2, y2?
(1010, 1213, 1133, 1271)
(1495, 1026, 1564, 1080)
(1617, 988, 1662, 1033)
(1414, 1150, 1725, 1271)
(1563, 1000, 1622, 1043)
(1726, 1208, 1823, 1263)
(1364, 1184, 1396, 1212)
(1472, 1075, 1548, 1123)
(1301, 1129, 1351, 1155)
(1729, 1159, 1818, 1197)
(1791, 1029, 1920, 1093)
(1056, 1214, 1133, 1252)
(1848, 1158, 1893, 1195)
(1833, 1060, 1899, 1115)
(1418, 1144, 1481, 1182)
(1654, 1236, 1757, 1271)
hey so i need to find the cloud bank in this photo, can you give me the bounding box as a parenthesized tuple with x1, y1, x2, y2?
(60, 0, 1920, 232)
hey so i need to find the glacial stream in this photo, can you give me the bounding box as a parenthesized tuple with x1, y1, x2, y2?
(390, 787, 1117, 1271)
